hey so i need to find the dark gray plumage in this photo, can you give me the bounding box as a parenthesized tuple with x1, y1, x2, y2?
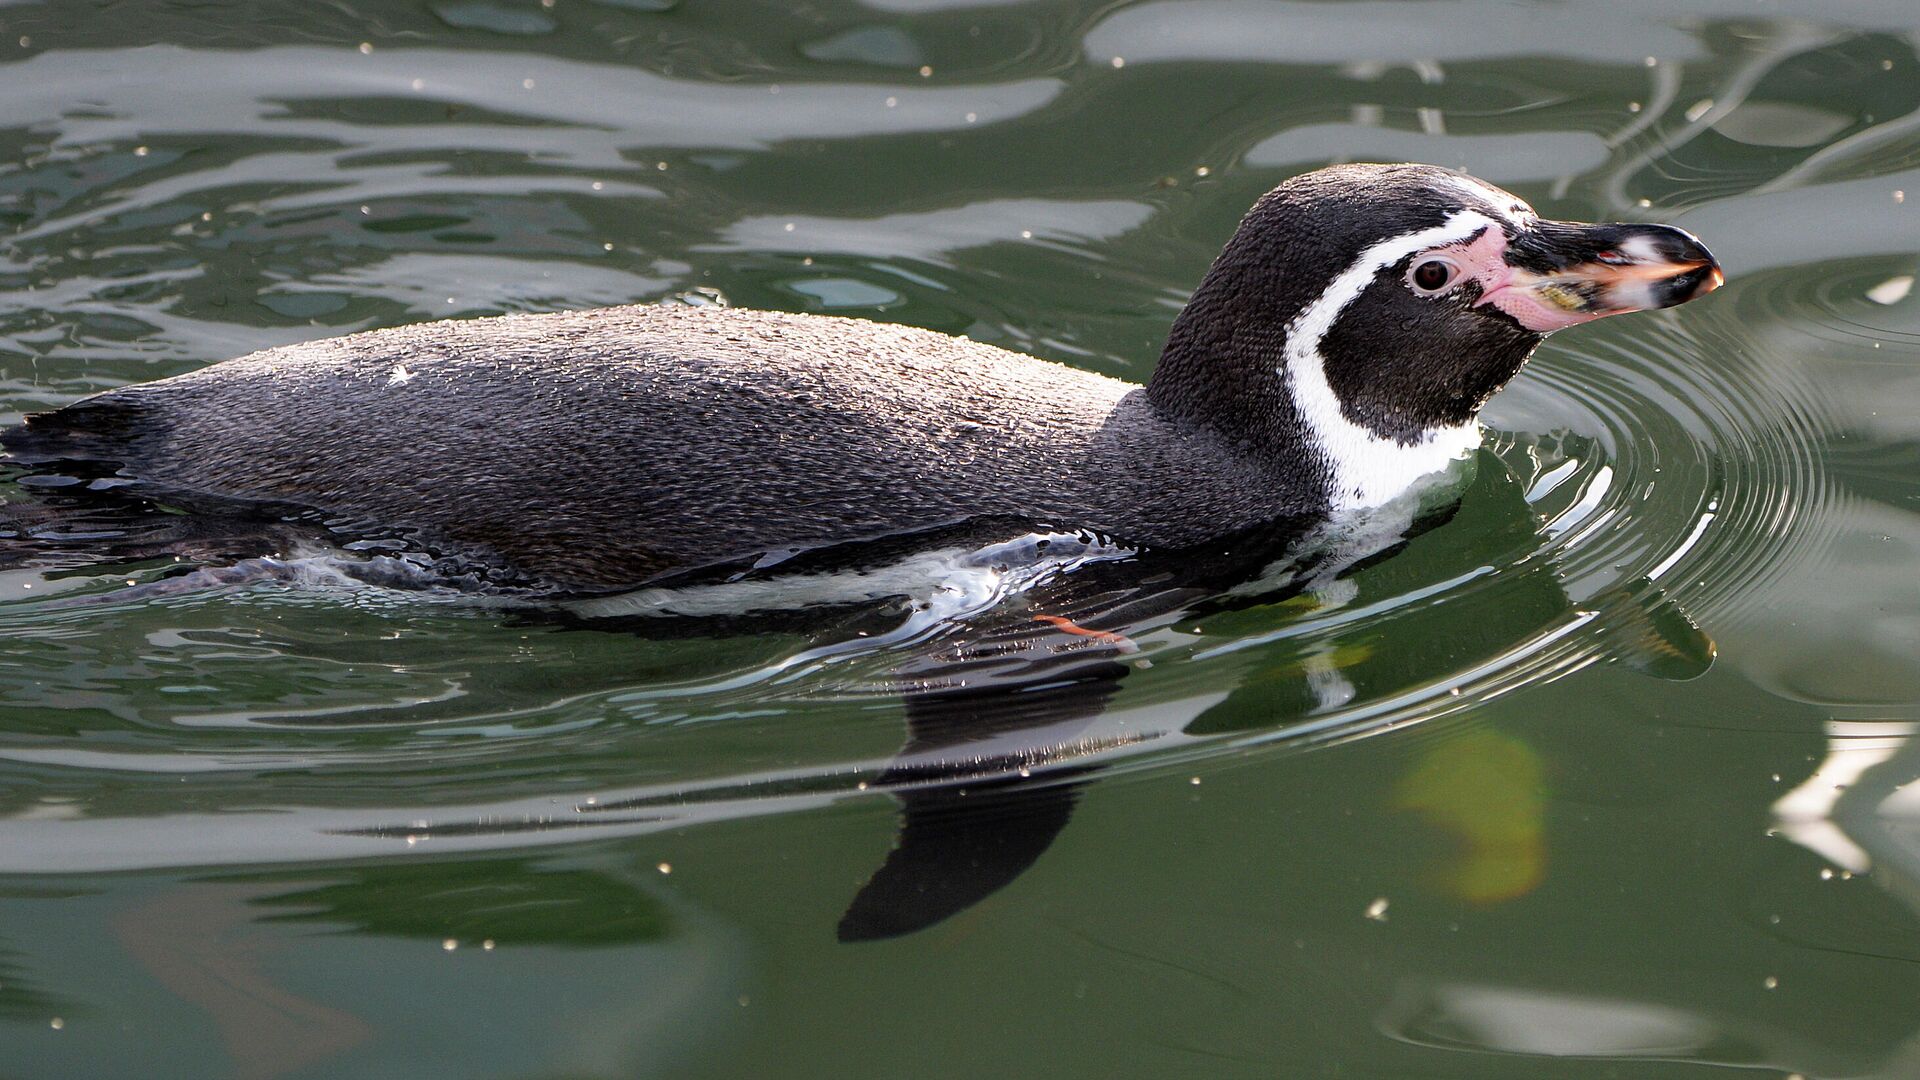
(1, 164, 1722, 593)
(7, 306, 1295, 591)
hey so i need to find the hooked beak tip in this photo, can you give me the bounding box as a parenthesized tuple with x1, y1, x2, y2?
(1701, 262, 1727, 296)
(1493, 222, 1723, 332)
(1652, 253, 1724, 309)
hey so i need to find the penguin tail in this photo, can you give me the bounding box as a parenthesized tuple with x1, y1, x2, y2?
(2, 392, 159, 469)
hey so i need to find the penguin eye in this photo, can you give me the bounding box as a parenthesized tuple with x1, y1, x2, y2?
(1408, 257, 1461, 295)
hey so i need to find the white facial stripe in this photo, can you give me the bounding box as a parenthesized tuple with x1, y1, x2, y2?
(1283, 210, 1497, 512)
(1431, 173, 1535, 226)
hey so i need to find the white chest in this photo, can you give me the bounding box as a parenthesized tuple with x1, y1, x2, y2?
(1306, 415, 1483, 511)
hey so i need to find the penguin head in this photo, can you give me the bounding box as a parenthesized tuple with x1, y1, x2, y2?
(1149, 163, 1721, 508)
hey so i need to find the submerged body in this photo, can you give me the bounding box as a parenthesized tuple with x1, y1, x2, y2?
(1, 164, 1721, 594)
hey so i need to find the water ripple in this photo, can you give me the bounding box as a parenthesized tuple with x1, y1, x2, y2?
(0, 16, 1880, 876)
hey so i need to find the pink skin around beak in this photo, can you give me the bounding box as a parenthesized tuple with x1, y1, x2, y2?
(1437, 227, 1724, 333)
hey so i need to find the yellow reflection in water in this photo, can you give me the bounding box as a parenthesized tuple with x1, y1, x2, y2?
(1394, 728, 1548, 904)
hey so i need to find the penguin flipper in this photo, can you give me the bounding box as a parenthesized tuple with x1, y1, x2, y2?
(838, 614, 1135, 942)
(836, 776, 1085, 942)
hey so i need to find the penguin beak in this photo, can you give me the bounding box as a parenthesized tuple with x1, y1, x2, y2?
(1479, 221, 1723, 333)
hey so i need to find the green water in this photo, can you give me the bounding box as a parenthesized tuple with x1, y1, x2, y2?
(3, 1, 1920, 1077)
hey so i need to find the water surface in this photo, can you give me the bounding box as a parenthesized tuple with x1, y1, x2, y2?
(4, 1, 1920, 1077)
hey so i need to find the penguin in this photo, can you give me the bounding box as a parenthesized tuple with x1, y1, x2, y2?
(0, 162, 1724, 941)
(0, 163, 1721, 595)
